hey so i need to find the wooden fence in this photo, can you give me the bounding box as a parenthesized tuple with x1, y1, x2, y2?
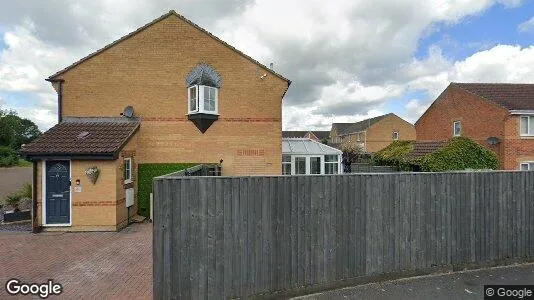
(153, 171, 534, 299)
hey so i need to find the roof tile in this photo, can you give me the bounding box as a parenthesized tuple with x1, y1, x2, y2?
(454, 83, 534, 110)
(21, 117, 140, 157)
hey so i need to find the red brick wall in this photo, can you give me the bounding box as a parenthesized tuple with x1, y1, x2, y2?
(415, 84, 509, 168)
(503, 116, 534, 169)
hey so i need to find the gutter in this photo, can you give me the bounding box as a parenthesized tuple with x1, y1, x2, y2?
(45, 78, 65, 123)
(509, 110, 534, 115)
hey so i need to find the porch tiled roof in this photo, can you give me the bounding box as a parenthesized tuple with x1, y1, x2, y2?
(406, 141, 448, 159)
(21, 117, 140, 158)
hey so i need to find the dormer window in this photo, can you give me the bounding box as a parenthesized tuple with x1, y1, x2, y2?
(188, 85, 218, 114)
(185, 63, 222, 133)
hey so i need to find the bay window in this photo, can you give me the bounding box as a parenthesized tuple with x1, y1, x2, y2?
(188, 85, 218, 115)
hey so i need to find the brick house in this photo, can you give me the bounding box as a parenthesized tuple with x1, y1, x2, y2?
(21, 11, 290, 231)
(415, 82, 534, 170)
(330, 113, 416, 153)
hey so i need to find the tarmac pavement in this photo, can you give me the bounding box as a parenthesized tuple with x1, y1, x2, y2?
(294, 263, 534, 300)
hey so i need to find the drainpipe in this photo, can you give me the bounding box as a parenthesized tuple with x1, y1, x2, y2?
(45, 78, 65, 124)
(32, 160, 40, 233)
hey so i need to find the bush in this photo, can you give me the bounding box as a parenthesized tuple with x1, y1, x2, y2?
(420, 137, 499, 172)
(20, 182, 32, 199)
(5, 193, 22, 211)
(137, 163, 197, 217)
(0, 146, 18, 167)
(373, 141, 420, 171)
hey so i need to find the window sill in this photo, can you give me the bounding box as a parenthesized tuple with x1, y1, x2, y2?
(520, 135, 534, 138)
(124, 179, 132, 184)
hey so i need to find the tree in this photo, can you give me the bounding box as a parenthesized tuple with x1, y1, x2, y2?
(340, 140, 366, 173)
(0, 109, 41, 150)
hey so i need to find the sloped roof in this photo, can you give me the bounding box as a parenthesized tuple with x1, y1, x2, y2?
(21, 117, 140, 159)
(282, 130, 331, 140)
(311, 131, 330, 140)
(282, 138, 342, 155)
(47, 10, 290, 85)
(282, 131, 311, 138)
(453, 83, 534, 111)
(333, 113, 392, 136)
(406, 141, 447, 159)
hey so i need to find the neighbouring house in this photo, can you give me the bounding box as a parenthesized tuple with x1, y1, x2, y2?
(20, 10, 290, 231)
(282, 130, 330, 143)
(330, 113, 415, 153)
(282, 138, 342, 175)
(415, 83, 534, 170)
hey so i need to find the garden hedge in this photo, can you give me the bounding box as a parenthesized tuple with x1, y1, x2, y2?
(420, 137, 499, 172)
(373, 137, 499, 172)
(137, 163, 197, 217)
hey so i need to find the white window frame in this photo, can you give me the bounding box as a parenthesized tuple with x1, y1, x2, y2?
(520, 162, 534, 171)
(289, 154, 342, 175)
(453, 121, 461, 137)
(392, 131, 399, 140)
(188, 84, 219, 115)
(520, 116, 534, 137)
(282, 155, 291, 175)
(124, 157, 132, 184)
(188, 86, 198, 113)
(324, 155, 340, 174)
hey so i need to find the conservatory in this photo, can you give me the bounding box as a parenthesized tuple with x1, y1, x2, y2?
(282, 138, 343, 175)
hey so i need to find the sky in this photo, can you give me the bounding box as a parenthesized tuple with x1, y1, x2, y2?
(0, 0, 534, 131)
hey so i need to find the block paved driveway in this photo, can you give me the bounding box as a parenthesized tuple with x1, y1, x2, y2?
(0, 223, 152, 299)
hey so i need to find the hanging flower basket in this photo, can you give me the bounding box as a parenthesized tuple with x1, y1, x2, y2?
(85, 166, 100, 184)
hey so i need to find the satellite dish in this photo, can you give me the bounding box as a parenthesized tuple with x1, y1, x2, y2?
(123, 106, 134, 118)
(487, 137, 500, 145)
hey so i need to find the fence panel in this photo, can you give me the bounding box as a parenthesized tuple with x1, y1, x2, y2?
(153, 171, 534, 299)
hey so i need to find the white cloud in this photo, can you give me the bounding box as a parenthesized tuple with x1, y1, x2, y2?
(0, 0, 531, 132)
(518, 16, 534, 33)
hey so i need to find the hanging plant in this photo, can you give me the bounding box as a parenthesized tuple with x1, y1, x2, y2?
(85, 166, 100, 184)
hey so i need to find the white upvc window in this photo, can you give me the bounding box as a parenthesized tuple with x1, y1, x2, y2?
(520, 116, 534, 136)
(282, 155, 291, 175)
(520, 162, 534, 171)
(188, 85, 218, 115)
(324, 155, 340, 174)
(392, 131, 399, 140)
(453, 121, 461, 137)
(124, 157, 132, 184)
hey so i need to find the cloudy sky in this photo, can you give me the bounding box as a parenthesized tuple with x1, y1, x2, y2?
(1, 0, 534, 131)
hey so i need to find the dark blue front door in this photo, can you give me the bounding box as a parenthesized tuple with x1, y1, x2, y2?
(46, 161, 70, 224)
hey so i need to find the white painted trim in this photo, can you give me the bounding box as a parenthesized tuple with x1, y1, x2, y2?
(453, 121, 461, 137)
(42, 159, 72, 227)
(124, 157, 132, 184)
(289, 154, 341, 175)
(510, 110, 534, 115)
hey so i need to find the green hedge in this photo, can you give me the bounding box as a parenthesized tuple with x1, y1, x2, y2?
(420, 137, 499, 172)
(137, 163, 197, 217)
(373, 141, 419, 171)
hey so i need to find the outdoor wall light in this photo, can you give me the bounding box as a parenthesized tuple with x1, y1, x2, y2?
(75, 179, 80, 186)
